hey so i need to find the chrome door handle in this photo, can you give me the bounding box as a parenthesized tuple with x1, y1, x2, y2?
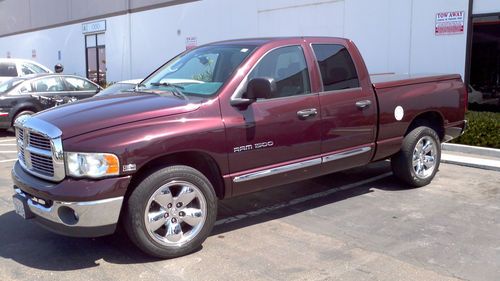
(356, 100, 372, 109)
(297, 108, 318, 119)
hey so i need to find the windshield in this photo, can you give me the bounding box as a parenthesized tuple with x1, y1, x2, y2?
(96, 82, 137, 97)
(0, 78, 26, 94)
(140, 45, 256, 97)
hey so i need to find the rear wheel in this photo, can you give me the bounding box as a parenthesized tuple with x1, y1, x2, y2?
(123, 165, 217, 258)
(391, 126, 441, 187)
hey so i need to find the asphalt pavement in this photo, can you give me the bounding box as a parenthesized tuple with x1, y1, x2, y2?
(0, 130, 499, 281)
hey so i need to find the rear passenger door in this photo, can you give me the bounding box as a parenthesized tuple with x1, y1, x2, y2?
(309, 42, 377, 172)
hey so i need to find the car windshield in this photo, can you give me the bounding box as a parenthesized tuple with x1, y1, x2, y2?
(139, 45, 256, 97)
(0, 78, 26, 94)
(96, 82, 137, 96)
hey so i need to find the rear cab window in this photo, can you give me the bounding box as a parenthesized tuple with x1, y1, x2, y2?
(0, 62, 18, 77)
(311, 44, 360, 91)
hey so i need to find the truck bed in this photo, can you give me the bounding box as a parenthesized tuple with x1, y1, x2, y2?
(371, 73, 462, 89)
(370, 73, 467, 162)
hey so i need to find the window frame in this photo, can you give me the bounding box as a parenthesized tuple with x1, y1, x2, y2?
(232, 44, 315, 103)
(309, 43, 362, 93)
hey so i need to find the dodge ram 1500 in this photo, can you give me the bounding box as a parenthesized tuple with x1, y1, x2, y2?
(11, 37, 467, 258)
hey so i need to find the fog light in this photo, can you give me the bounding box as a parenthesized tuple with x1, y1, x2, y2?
(58, 206, 79, 225)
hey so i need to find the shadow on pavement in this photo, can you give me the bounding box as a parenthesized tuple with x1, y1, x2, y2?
(0, 161, 409, 270)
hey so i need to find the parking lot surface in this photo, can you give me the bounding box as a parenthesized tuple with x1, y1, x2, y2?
(0, 130, 499, 281)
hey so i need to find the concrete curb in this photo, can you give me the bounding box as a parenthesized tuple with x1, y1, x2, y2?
(441, 153, 500, 172)
(442, 143, 500, 158)
(441, 143, 500, 172)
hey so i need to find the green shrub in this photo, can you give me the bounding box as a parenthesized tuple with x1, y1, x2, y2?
(452, 111, 500, 149)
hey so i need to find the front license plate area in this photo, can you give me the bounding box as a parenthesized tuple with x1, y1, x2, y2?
(12, 194, 34, 220)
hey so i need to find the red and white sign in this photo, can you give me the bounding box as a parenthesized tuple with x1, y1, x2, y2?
(185, 37, 197, 50)
(435, 11, 465, 36)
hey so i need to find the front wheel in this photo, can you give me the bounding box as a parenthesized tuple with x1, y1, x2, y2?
(391, 126, 441, 187)
(123, 165, 217, 258)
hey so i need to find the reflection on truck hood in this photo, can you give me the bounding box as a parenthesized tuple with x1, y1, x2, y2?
(35, 92, 201, 139)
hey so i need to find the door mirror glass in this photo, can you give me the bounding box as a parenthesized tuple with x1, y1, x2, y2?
(245, 77, 277, 100)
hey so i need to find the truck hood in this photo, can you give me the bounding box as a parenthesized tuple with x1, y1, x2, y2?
(35, 92, 201, 139)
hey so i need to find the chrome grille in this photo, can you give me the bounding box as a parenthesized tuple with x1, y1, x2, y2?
(29, 132, 51, 150)
(30, 153, 54, 176)
(15, 116, 65, 182)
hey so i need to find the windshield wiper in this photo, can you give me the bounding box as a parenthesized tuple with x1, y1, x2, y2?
(150, 82, 185, 90)
(149, 82, 187, 100)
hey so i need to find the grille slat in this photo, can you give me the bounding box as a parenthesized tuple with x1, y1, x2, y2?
(29, 132, 51, 150)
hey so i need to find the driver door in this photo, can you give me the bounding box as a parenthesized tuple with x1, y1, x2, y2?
(223, 44, 322, 196)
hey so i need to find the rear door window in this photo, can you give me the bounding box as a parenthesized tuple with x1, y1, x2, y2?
(31, 77, 65, 93)
(63, 77, 98, 91)
(312, 44, 360, 91)
(0, 62, 18, 77)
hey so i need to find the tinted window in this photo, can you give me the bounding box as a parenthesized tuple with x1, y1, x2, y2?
(248, 45, 310, 99)
(312, 44, 359, 91)
(0, 62, 18, 77)
(32, 77, 65, 92)
(64, 77, 98, 91)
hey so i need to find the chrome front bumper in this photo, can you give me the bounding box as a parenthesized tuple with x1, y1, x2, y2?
(14, 188, 123, 228)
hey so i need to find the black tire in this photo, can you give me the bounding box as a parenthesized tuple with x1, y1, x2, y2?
(391, 126, 441, 187)
(12, 110, 35, 126)
(123, 165, 217, 258)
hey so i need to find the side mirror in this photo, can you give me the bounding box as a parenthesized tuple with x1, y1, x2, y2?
(245, 77, 276, 100)
(230, 77, 276, 107)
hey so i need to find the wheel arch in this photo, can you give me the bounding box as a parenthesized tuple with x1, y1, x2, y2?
(127, 150, 226, 201)
(405, 111, 445, 141)
(10, 105, 38, 126)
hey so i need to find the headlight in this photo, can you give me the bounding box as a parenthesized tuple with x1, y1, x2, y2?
(65, 152, 119, 178)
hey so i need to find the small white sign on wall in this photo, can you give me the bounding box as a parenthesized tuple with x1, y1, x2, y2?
(82, 20, 106, 34)
(186, 37, 197, 50)
(435, 11, 465, 36)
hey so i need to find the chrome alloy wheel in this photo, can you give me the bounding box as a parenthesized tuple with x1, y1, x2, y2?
(412, 136, 437, 179)
(144, 180, 207, 247)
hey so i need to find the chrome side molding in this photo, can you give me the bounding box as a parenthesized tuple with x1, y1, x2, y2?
(322, 146, 371, 163)
(233, 146, 372, 183)
(233, 158, 322, 183)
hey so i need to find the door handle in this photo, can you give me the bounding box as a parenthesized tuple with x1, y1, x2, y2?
(356, 100, 372, 109)
(297, 108, 318, 119)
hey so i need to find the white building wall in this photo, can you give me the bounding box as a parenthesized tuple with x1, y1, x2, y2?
(0, 24, 86, 76)
(473, 0, 500, 14)
(0, 0, 479, 83)
(409, 0, 469, 76)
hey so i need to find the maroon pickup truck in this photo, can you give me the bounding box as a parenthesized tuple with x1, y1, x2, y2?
(11, 37, 467, 258)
